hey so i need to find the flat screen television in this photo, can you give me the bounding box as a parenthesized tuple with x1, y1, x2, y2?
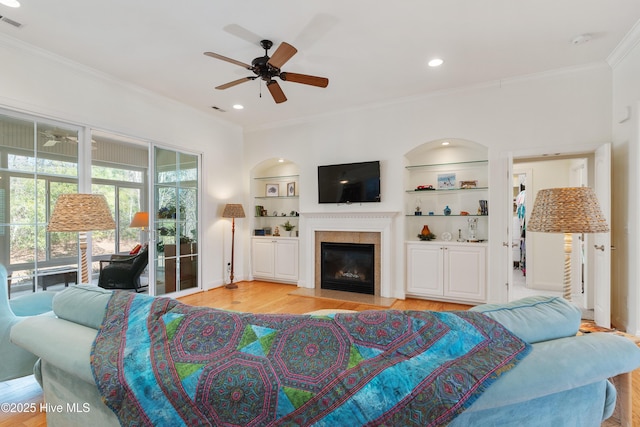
(318, 161, 381, 204)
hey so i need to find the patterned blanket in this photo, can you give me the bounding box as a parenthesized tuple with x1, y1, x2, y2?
(92, 292, 530, 427)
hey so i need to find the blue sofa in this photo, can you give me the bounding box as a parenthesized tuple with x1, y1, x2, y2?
(10, 285, 640, 427)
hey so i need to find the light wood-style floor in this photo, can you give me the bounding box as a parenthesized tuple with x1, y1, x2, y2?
(0, 281, 637, 427)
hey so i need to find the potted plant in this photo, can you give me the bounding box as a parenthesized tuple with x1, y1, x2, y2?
(281, 220, 296, 236)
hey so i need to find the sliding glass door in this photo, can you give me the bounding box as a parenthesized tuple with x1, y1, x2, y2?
(153, 147, 200, 295)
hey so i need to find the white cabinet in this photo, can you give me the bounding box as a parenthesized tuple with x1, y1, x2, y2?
(406, 242, 486, 302)
(251, 237, 299, 283)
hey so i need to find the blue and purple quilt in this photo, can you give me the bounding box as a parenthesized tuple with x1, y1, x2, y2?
(91, 292, 530, 426)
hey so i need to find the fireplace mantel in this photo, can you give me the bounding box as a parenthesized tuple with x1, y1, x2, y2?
(299, 212, 400, 298)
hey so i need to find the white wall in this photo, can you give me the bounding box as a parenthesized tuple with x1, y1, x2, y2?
(245, 64, 613, 305)
(610, 24, 640, 335)
(0, 36, 245, 291)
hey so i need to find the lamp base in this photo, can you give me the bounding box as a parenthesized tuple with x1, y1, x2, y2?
(225, 282, 238, 289)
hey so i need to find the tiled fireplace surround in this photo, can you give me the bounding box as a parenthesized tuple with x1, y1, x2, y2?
(300, 212, 399, 298)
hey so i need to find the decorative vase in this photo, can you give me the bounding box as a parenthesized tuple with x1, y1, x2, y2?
(444, 205, 451, 216)
(421, 225, 431, 236)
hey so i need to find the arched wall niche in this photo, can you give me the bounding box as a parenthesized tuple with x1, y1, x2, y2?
(251, 158, 300, 178)
(405, 138, 488, 165)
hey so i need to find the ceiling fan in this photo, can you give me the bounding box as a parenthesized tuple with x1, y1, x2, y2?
(204, 39, 329, 104)
(40, 129, 77, 147)
(40, 129, 97, 149)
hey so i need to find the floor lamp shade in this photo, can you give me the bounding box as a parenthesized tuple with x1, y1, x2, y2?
(47, 194, 116, 284)
(222, 204, 245, 289)
(222, 204, 246, 219)
(48, 194, 116, 232)
(528, 187, 609, 300)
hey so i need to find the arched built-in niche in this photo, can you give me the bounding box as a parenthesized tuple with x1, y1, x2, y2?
(249, 158, 300, 284)
(404, 138, 489, 242)
(404, 138, 489, 303)
(251, 158, 300, 234)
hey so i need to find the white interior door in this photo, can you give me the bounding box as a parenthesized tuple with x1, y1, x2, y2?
(593, 143, 611, 327)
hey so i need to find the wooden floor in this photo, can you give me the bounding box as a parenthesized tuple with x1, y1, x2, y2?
(0, 280, 637, 426)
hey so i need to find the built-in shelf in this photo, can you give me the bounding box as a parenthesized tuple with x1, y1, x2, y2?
(254, 196, 299, 200)
(406, 187, 488, 194)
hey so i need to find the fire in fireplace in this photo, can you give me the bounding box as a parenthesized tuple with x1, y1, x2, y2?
(320, 242, 375, 295)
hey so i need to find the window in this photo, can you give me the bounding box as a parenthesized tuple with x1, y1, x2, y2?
(0, 113, 80, 293)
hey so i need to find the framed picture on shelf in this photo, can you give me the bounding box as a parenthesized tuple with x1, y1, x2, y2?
(437, 173, 456, 189)
(266, 184, 279, 197)
(287, 182, 295, 196)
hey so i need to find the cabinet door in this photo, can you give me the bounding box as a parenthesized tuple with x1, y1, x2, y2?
(445, 245, 486, 301)
(274, 239, 299, 281)
(252, 239, 275, 278)
(406, 243, 444, 296)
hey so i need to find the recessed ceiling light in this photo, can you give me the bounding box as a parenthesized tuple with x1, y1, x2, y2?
(0, 0, 20, 7)
(570, 34, 592, 45)
(232, 104, 244, 110)
(441, 141, 450, 146)
(428, 58, 444, 67)
(278, 158, 285, 163)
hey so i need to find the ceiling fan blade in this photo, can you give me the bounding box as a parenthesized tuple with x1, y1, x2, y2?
(215, 76, 256, 90)
(203, 52, 252, 70)
(43, 139, 58, 147)
(266, 81, 287, 104)
(267, 42, 297, 69)
(280, 72, 329, 88)
(223, 24, 264, 46)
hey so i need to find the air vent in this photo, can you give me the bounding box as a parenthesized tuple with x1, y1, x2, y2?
(0, 15, 23, 28)
(211, 106, 227, 113)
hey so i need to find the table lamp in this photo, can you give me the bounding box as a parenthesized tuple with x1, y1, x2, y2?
(222, 203, 245, 289)
(527, 187, 609, 300)
(47, 194, 116, 284)
(129, 211, 149, 229)
(129, 211, 149, 246)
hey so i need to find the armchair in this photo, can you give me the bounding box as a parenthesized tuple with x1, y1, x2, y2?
(98, 246, 148, 292)
(1, 263, 55, 382)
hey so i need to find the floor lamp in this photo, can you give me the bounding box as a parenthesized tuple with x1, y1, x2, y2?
(222, 203, 245, 289)
(527, 187, 609, 300)
(47, 194, 116, 284)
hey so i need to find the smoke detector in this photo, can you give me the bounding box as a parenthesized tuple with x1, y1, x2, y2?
(570, 34, 592, 45)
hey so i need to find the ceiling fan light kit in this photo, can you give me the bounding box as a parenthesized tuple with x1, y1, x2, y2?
(204, 39, 329, 104)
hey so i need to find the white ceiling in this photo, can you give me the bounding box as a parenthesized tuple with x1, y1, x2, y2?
(1, 0, 640, 131)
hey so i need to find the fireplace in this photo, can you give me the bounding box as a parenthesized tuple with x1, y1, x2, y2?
(320, 242, 375, 295)
(303, 213, 398, 298)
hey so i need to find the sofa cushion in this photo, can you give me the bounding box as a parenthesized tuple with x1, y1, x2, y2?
(53, 285, 113, 330)
(470, 295, 581, 343)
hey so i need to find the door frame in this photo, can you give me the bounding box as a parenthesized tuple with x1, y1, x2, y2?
(502, 143, 611, 325)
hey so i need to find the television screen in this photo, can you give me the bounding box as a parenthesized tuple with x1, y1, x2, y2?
(318, 161, 381, 204)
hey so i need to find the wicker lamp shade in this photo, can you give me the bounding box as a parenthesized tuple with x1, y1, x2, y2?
(47, 194, 116, 232)
(222, 204, 246, 219)
(528, 187, 609, 234)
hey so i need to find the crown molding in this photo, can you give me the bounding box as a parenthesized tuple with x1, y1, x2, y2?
(607, 19, 640, 68)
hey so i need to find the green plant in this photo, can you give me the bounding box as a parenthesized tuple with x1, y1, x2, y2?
(281, 220, 295, 231)
(417, 232, 436, 241)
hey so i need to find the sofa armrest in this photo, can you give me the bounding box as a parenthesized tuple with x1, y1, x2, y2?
(53, 285, 113, 330)
(10, 316, 97, 385)
(465, 332, 640, 412)
(470, 295, 581, 343)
